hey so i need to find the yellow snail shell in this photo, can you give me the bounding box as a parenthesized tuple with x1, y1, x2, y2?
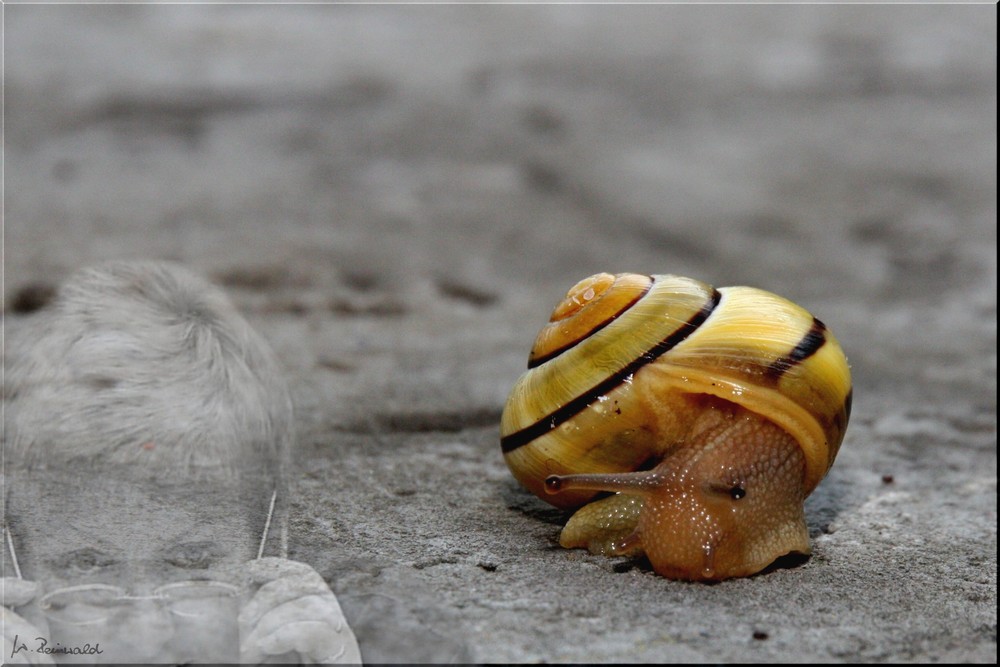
(500, 273, 852, 581)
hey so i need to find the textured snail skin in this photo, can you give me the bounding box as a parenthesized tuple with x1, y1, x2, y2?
(500, 273, 852, 581)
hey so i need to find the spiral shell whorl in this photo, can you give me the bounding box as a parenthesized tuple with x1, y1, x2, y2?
(528, 273, 652, 368)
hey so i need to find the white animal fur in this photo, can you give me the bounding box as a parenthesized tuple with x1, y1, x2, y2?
(4, 260, 293, 482)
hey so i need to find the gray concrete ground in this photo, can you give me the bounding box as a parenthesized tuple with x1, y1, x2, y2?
(4, 3, 996, 663)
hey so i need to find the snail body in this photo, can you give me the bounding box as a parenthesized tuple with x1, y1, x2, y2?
(500, 273, 852, 580)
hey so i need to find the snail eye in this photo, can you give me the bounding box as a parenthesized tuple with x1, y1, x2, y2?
(706, 482, 747, 501)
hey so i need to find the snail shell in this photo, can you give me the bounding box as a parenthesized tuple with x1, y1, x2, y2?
(500, 273, 852, 580)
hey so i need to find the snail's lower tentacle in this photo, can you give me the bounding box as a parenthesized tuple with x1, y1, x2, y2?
(609, 531, 643, 556)
(545, 469, 661, 496)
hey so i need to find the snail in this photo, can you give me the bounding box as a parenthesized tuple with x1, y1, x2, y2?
(500, 273, 852, 581)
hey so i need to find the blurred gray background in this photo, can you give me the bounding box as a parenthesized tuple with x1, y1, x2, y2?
(4, 3, 996, 663)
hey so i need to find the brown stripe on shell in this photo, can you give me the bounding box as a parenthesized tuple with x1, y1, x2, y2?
(501, 288, 722, 454)
(765, 317, 828, 379)
(833, 386, 853, 437)
(527, 281, 652, 369)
